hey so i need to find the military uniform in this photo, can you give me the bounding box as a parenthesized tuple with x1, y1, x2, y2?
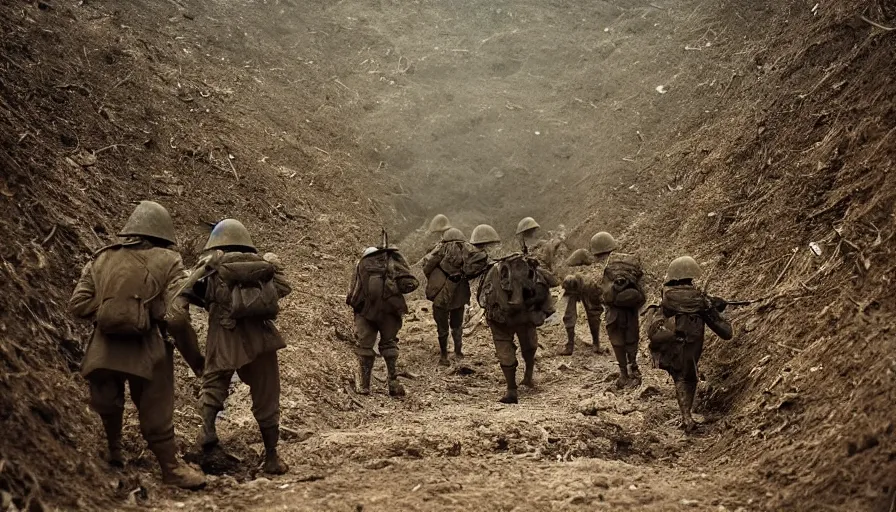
(560, 273, 605, 354)
(69, 201, 205, 490)
(347, 246, 419, 397)
(422, 228, 479, 365)
(647, 257, 733, 431)
(602, 262, 646, 387)
(180, 219, 290, 475)
(479, 254, 557, 404)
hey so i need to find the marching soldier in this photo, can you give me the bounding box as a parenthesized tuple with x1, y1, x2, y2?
(69, 200, 206, 489)
(646, 256, 733, 431)
(347, 244, 419, 396)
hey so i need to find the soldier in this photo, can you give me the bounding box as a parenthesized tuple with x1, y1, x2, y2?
(479, 253, 557, 404)
(347, 244, 419, 396)
(178, 219, 292, 475)
(594, 232, 647, 388)
(422, 228, 488, 365)
(646, 256, 733, 431)
(470, 224, 501, 254)
(515, 217, 568, 272)
(558, 248, 605, 356)
(428, 214, 452, 236)
(69, 200, 206, 489)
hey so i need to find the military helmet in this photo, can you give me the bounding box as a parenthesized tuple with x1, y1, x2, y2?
(441, 227, 465, 242)
(665, 256, 703, 282)
(428, 214, 452, 233)
(515, 217, 540, 236)
(204, 219, 256, 251)
(565, 248, 593, 267)
(589, 232, 618, 255)
(118, 200, 177, 245)
(470, 224, 500, 245)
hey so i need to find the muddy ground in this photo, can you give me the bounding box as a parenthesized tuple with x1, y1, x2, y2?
(0, 0, 894, 511)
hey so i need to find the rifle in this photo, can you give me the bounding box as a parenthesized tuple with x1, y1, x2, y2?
(381, 228, 388, 250)
(709, 296, 762, 312)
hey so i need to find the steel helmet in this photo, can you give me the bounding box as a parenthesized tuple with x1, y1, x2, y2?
(441, 227, 465, 242)
(470, 224, 500, 245)
(203, 219, 256, 251)
(515, 217, 540, 236)
(361, 246, 380, 258)
(118, 200, 177, 245)
(565, 248, 593, 267)
(589, 232, 618, 255)
(428, 214, 452, 233)
(665, 256, 703, 282)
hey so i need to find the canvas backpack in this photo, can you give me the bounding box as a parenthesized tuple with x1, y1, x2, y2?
(350, 249, 418, 314)
(213, 253, 280, 321)
(95, 247, 163, 336)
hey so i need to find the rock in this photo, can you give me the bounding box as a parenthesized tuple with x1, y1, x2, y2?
(615, 401, 637, 415)
(681, 499, 699, 506)
(578, 393, 615, 416)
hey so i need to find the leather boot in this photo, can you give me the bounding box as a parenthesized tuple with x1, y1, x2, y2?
(150, 440, 206, 490)
(615, 365, 630, 389)
(520, 353, 536, 388)
(438, 336, 450, 366)
(356, 356, 375, 395)
(499, 365, 518, 404)
(612, 345, 629, 388)
(628, 363, 642, 387)
(384, 355, 406, 397)
(100, 413, 124, 468)
(675, 381, 696, 432)
(558, 328, 575, 356)
(452, 329, 464, 360)
(260, 425, 289, 474)
(196, 406, 219, 450)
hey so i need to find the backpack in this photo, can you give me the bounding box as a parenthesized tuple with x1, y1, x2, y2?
(214, 253, 280, 321)
(600, 253, 645, 306)
(439, 241, 489, 278)
(350, 249, 419, 314)
(478, 254, 553, 325)
(95, 247, 162, 336)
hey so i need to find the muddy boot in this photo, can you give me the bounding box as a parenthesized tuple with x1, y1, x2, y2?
(259, 425, 289, 475)
(100, 414, 124, 468)
(520, 354, 536, 388)
(438, 336, 450, 366)
(675, 381, 696, 432)
(452, 330, 464, 361)
(150, 440, 206, 490)
(196, 406, 219, 451)
(384, 355, 406, 397)
(615, 365, 630, 389)
(558, 328, 575, 356)
(499, 365, 519, 404)
(356, 356, 375, 395)
(628, 363, 642, 387)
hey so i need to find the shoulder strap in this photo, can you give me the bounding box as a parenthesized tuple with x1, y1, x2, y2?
(125, 249, 163, 303)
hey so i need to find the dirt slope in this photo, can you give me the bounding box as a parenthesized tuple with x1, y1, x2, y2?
(0, 0, 893, 511)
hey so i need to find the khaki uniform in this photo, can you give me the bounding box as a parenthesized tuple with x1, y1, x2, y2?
(600, 254, 646, 381)
(479, 256, 557, 402)
(422, 242, 474, 359)
(561, 271, 604, 352)
(647, 285, 733, 384)
(69, 241, 199, 445)
(646, 283, 733, 431)
(183, 256, 291, 428)
(347, 249, 418, 396)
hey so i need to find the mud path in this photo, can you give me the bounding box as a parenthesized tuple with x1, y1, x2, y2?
(159, 291, 755, 511)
